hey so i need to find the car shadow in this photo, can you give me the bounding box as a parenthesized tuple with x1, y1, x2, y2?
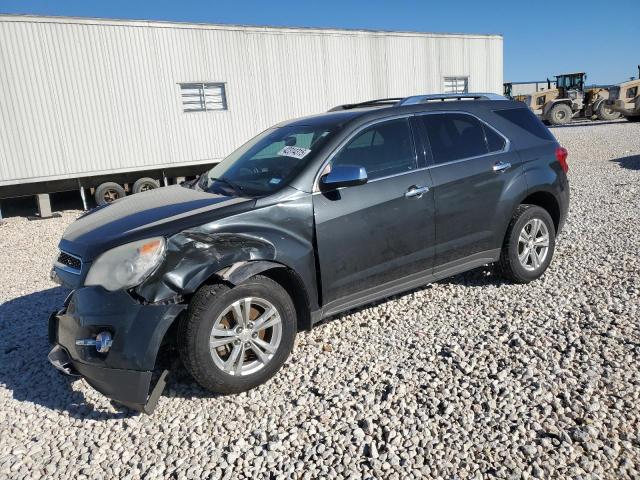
(0, 287, 138, 420)
(611, 154, 640, 171)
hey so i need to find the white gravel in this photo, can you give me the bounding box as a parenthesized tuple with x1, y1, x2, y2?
(1, 120, 639, 479)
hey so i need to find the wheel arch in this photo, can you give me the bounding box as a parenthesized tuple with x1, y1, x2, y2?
(210, 260, 313, 332)
(518, 190, 561, 233)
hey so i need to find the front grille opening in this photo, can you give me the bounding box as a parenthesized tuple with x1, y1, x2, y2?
(57, 251, 81, 271)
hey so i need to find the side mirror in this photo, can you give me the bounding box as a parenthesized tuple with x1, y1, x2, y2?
(320, 165, 368, 189)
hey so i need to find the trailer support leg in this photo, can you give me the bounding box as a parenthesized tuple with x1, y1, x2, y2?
(79, 185, 88, 211)
(36, 194, 53, 219)
(163, 175, 169, 187)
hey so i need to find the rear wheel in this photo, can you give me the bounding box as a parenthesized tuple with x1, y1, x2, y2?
(596, 102, 620, 121)
(95, 182, 125, 206)
(547, 103, 573, 125)
(178, 276, 297, 394)
(627, 116, 640, 123)
(497, 205, 556, 283)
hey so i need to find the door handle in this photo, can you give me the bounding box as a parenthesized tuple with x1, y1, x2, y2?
(405, 185, 430, 198)
(493, 161, 512, 173)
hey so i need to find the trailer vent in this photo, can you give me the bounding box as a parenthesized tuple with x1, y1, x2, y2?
(443, 77, 469, 94)
(180, 82, 228, 112)
(56, 251, 82, 272)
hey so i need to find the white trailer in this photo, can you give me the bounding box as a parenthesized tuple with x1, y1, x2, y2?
(0, 14, 503, 215)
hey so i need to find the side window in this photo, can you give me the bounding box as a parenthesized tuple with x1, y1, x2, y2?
(484, 125, 506, 152)
(419, 113, 488, 164)
(332, 118, 416, 180)
(494, 108, 555, 141)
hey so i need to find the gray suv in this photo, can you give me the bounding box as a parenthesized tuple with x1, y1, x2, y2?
(48, 93, 569, 412)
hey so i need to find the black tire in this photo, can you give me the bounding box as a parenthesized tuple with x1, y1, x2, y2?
(132, 177, 160, 194)
(178, 276, 297, 394)
(627, 116, 640, 123)
(547, 103, 573, 125)
(94, 182, 125, 206)
(596, 102, 620, 121)
(497, 204, 556, 284)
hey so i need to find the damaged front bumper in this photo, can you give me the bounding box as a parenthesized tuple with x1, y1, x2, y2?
(47, 287, 185, 413)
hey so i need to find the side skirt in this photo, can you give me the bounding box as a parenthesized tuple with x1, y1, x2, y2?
(314, 249, 500, 323)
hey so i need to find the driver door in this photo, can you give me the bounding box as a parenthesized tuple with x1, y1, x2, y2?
(312, 117, 436, 309)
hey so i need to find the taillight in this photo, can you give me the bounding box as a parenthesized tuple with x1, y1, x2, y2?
(556, 146, 569, 173)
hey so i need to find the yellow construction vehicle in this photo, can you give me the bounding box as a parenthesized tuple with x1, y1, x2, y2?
(607, 66, 640, 122)
(519, 72, 619, 125)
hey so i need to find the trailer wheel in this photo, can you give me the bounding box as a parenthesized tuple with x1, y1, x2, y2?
(132, 177, 160, 194)
(548, 104, 573, 125)
(95, 182, 125, 206)
(627, 116, 640, 123)
(596, 103, 620, 121)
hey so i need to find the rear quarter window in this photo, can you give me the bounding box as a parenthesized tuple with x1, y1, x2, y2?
(494, 107, 556, 141)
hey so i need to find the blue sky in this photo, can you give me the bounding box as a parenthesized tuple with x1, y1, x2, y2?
(0, 0, 638, 85)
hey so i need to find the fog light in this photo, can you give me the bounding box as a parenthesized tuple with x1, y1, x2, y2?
(75, 331, 113, 353)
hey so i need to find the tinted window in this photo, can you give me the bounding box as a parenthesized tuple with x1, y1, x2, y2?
(419, 113, 488, 164)
(494, 107, 555, 141)
(484, 125, 506, 152)
(332, 118, 416, 180)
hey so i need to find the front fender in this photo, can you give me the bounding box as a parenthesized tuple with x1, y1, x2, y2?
(135, 192, 319, 310)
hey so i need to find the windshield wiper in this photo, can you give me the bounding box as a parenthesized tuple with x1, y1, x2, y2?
(208, 177, 245, 196)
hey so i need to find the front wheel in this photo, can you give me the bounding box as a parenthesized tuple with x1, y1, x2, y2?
(547, 103, 573, 125)
(178, 276, 297, 394)
(497, 205, 556, 283)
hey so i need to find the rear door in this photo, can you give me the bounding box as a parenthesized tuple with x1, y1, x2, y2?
(313, 117, 436, 306)
(414, 112, 522, 271)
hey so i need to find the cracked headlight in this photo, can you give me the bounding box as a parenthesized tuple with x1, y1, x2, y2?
(85, 237, 166, 291)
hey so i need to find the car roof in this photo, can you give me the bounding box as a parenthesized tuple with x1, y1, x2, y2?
(277, 95, 525, 130)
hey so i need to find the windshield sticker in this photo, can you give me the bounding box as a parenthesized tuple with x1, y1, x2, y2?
(277, 146, 311, 159)
(269, 178, 282, 185)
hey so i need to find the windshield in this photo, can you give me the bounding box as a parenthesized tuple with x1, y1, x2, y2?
(198, 124, 336, 196)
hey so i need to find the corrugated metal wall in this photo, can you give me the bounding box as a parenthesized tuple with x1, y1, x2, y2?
(511, 81, 556, 96)
(0, 16, 503, 186)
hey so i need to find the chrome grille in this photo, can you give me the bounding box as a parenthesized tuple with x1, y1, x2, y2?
(56, 251, 82, 272)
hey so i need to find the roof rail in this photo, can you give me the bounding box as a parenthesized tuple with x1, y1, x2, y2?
(328, 98, 404, 111)
(328, 93, 507, 112)
(399, 93, 507, 105)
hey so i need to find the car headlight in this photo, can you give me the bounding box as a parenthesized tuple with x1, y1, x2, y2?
(85, 237, 166, 291)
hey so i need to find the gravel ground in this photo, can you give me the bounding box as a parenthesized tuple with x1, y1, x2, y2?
(1, 120, 639, 479)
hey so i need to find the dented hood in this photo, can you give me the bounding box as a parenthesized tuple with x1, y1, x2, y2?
(59, 185, 255, 260)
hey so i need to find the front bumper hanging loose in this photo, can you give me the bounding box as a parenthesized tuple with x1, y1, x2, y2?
(47, 287, 185, 413)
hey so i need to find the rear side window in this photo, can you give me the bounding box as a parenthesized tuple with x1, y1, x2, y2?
(494, 107, 555, 141)
(419, 113, 488, 164)
(332, 118, 416, 180)
(484, 126, 506, 152)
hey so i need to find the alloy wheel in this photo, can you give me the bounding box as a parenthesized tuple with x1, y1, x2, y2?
(209, 297, 282, 376)
(517, 218, 550, 271)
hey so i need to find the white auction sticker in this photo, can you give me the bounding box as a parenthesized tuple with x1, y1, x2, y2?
(277, 146, 311, 159)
